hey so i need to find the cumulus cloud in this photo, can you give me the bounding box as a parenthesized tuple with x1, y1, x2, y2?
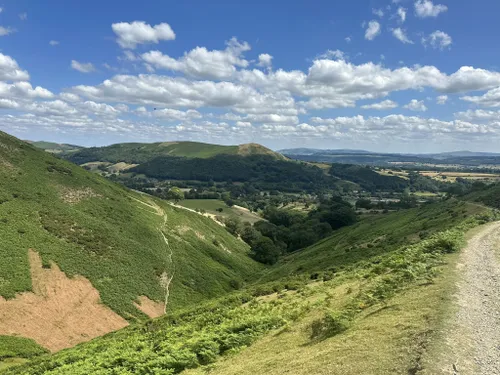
(142, 38, 250, 79)
(49, 40, 60, 46)
(415, 0, 448, 18)
(0, 53, 30, 81)
(365, 21, 381, 41)
(345, 36, 352, 43)
(404, 99, 427, 111)
(257, 53, 273, 68)
(423, 30, 452, 50)
(461, 87, 500, 107)
(436, 95, 448, 104)
(372, 8, 384, 17)
(397, 7, 407, 22)
(71, 60, 95, 73)
(112, 21, 175, 49)
(361, 100, 398, 110)
(392, 28, 413, 44)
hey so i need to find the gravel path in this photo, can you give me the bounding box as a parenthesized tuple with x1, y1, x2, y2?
(444, 222, 500, 374)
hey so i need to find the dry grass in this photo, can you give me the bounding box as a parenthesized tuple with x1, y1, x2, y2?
(134, 296, 164, 318)
(59, 187, 102, 204)
(183, 258, 459, 375)
(0, 250, 128, 352)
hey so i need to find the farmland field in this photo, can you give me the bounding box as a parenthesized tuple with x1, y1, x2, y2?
(178, 199, 263, 223)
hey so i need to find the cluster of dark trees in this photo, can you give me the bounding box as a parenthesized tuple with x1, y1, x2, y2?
(226, 197, 357, 265)
(329, 164, 408, 192)
(131, 155, 336, 193)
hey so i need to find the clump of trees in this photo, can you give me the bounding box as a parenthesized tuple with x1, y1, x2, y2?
(224, 197, 357, 265)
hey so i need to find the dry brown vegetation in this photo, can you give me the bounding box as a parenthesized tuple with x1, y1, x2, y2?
(58, 187, 102, 204)
(134, 296, 164, 318)
(0, 250, 128, 352)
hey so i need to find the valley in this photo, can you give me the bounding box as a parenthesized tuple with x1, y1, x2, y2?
(1, 133, 500, 374)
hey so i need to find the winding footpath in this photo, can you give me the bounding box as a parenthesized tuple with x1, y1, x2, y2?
(441, 222, 500, 374)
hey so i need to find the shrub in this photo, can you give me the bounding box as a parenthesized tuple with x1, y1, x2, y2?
(310, 311, 350, 339)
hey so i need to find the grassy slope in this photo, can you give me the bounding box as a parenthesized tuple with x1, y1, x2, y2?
(178, 199, 262, 223)
(259, 199, 485, 282)
(27, 141, 82, 153)
(2, 198, 491, 374)
(0, 131, 262, 321)
(4, 205, 491, 375)
(64, 141, 283, 164)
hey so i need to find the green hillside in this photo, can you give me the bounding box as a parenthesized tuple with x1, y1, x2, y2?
(2, 198, 494, 374)
(27, 141, 82, 154)
(64, 141, 284, 165)
(0, 131, 262, 354)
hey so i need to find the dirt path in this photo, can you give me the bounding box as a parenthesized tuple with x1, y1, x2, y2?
(433, 222, 500, 374)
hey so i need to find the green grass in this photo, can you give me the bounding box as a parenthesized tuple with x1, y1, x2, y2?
(0, 337, 47, 360)
(4, 209, 491, 374)
(64, 141, 283, 165)
(178, 199, 262, 223)
(258, 199, 486, 282)
(0, 131, 262, 321)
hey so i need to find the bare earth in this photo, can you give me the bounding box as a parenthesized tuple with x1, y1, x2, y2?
(437, 222, 500, 374)
(134, 296, 164, 318)
(0, 250, 128, 352)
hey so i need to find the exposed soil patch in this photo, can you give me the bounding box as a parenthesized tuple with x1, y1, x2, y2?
(134, 296, 164, 318)
(59, 187, 102, 204)
(0, 249, 128, 352)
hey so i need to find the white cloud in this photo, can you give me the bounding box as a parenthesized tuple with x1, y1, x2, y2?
(365, 21, 381, 41)
(318, 49, 346, 60)
(392, 28, 413, 44)
(0, 26, 15, 36)
(257, 53, 273, 68)
(372, 8, 384, 17)
(345, 36, 351, 43)
(112, 21, 176, 49)
(49, 40, 60, 46)
(404, 99, 427, 111)
(71, 60, 95, 73)
(436, 95, 448, 104)
(415, 0, 448, 18)
(0, 8, 3, 13)
(19, 13, 27, 21)
(461, 87, 500, 107)
(0, 53, 30, 81)
(424, 30, 452, 50)
(361, 100, 398, 110)
(142, 38, 250, 79)
(397, 7, 407, 22)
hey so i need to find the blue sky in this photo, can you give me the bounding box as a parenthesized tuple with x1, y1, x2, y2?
(1, 0, 500, 152)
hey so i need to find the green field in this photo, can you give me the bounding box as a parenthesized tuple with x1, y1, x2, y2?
(178, 199, 263, 223)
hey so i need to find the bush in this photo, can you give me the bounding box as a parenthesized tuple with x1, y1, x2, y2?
(310, 311, 350, 339)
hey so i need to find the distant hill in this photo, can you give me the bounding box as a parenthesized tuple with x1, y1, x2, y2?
(64, 141, 285, 165)
(279, 148, 373, 155)
(26, 141, 83, 154)
(0, 131, 261, 354)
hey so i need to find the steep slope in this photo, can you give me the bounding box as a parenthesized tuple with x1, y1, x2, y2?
(3, 200, 493, 375)
(64, 141, 284, 165)
(0, 131, 262, 353)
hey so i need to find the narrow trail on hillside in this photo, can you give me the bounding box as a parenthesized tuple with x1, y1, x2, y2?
(130, 196, 174, 311)
(438, 222, 500, 374)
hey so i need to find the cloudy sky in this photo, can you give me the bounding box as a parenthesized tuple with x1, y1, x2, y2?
(1, 0, 500, 152)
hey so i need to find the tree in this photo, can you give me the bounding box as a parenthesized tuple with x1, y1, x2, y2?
(240, 223, 261, 246)
(224, 216, 242, 236)
(251, 236, 281, 265)
(166, 187, 184, 203)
